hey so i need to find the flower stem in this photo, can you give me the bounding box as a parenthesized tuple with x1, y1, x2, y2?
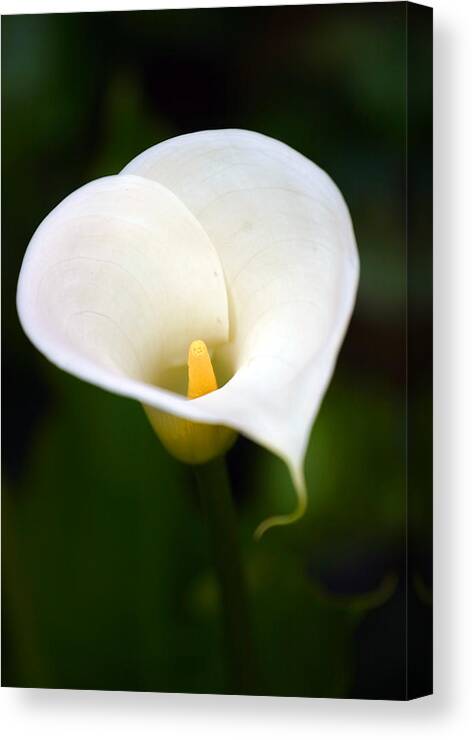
(193, 457, 259, 695)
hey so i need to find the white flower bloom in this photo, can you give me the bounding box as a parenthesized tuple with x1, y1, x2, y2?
(17, 129, 359, 536)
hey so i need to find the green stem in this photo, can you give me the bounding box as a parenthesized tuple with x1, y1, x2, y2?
(193, 457, 258, 695)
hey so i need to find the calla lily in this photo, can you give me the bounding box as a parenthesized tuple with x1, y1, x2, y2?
(17, 129, 359, 536)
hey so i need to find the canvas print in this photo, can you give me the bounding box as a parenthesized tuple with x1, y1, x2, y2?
(2, 2, 432, 699)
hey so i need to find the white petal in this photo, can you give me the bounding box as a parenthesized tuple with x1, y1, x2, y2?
(17, 173, 229, 393)
(123, 130, 359, 532)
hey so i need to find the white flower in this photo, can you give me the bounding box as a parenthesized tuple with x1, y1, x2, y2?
(17, 129, 359, 536)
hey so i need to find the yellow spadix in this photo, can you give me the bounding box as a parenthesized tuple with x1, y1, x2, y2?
(145, 340, 236, 465)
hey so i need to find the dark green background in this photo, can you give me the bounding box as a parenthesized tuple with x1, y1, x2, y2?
(2, 3, 432, 699)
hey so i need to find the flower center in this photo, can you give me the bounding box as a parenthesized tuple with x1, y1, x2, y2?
(143, 338, 235, 465)
(187, 340, 218, 399)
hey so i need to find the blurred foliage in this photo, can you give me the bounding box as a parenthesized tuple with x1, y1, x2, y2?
(2, 4, 432, 698)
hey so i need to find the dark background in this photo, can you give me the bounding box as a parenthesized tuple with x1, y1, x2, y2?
(2, 3, 432, 699)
